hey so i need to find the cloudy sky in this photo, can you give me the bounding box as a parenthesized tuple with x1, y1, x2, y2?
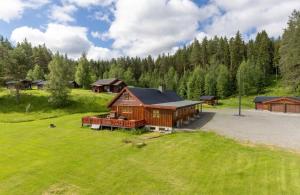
(0, 0, 299, 60)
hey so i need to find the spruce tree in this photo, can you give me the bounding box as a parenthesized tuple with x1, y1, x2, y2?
(190, 39, 202, 67)
(205, 68, 217, 96)
(279, 10, 300, 93)
(216, 64, 230, 98)
(187, 67, 205, 100)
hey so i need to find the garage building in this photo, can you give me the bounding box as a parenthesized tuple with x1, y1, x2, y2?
(254, 96, 300, 113)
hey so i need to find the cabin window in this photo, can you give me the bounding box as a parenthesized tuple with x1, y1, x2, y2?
(152, 110, 160, 118)
(123, 93, 130, 100)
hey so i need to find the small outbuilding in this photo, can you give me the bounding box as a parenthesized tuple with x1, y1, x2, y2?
(5, 79, 32, 90)
(91, 78, 126, 93)
(254, 96, 300, 113)
(200, 96, 218, 105)
(69, 81, 80, 88)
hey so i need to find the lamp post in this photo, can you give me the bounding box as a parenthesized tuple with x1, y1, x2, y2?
(238, 70, 242, 116)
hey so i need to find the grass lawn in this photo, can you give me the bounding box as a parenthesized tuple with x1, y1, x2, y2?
(0, 88, 113, 123)
(1, 87, 300, 194)
(1, 114, 300, 194)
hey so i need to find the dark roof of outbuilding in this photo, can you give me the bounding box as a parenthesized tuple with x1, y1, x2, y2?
(127, 87, 183, 104)
(91, 78, 118, 86)
(253, 96, 300, 103)
(32, 80, 44, 84)
(200, 96, 216, 100)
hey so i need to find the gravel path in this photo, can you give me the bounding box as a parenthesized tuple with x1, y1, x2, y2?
(183, 109, 300, 150)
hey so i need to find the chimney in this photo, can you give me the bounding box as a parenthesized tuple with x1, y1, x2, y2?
(158, 85, 164, 93)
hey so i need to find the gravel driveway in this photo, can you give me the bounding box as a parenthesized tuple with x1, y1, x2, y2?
(183, 109, 300, 150)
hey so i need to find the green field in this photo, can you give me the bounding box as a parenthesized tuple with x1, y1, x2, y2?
(1, 88, 300, 194)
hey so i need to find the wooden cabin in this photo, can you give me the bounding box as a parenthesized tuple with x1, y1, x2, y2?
(91, 78, 126, 93)
(254, 96, 300, 113)
(5, 79, 32, 90)
(200, 96, 218, 105)
(82, 87, 202, 132)
(69, 81, 80, 88)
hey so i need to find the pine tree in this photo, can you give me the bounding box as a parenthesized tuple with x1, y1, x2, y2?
(255, 30, 273, 83)
(187, 67, 205, 100)
(279, 10, 300, 93)
(216, 64, 230, 98)
(47, 53, 71, 107)
(75, 54, 91, 89)
(190, 39, 202, 67)
(201, 37, 209, 68)
(229, 31, 245, 92)
(205, 68, 217, 96)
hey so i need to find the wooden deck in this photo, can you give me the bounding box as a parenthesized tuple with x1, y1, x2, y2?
(82, 116, 145, 129)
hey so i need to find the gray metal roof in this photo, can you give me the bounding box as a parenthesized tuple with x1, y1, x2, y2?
(200, 96, 216, 100)
(91, 78, 118, 86)
(153, 100, 202, 108)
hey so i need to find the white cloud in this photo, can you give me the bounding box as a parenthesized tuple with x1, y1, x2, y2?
(87, 45, 120, 60)
(66, 0, 115, 7)
(10, 23, 114, 60)
(106, 0, 204, 57)
(93, 11, 111, 23)
(91, 31, 109, 41)
(49, 4, 77, 23)
(201, 0, 300, 39)
(0, 0, 49, 22)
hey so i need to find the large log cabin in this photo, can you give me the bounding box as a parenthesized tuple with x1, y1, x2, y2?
(82, 87, 202, 131)
(91, 78, 126, 93)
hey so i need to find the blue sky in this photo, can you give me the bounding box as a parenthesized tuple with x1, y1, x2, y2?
(0, 0, 299, 60)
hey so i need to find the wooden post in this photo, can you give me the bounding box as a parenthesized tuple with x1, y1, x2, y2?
(238, 70, 242, 116)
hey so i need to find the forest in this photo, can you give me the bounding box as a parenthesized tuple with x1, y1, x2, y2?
(0, 10, 299, 102)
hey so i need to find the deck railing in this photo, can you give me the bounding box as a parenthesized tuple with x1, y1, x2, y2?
(82, 116, 145, 129)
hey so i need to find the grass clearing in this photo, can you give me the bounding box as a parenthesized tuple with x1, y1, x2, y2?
(1, 86, 300, 194)
(0, 88, 113, 123)
(1, 114, 300, 194)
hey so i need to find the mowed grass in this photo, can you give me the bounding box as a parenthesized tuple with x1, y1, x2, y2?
(1, 114, 300, 194)
(1, 86, 300, 194)
(0, 88, 113, 123)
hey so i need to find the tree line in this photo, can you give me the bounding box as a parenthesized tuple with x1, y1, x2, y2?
(0, 10, 299, 106)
